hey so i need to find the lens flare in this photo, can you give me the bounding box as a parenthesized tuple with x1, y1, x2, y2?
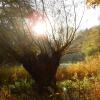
(26, 11, 53, 37)
(32, 21, 47, 35)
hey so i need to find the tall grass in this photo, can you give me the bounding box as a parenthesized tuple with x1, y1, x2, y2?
(57, 54, 100, 81)
(0, 54, 100, 99)
(57, 54, 100, 100)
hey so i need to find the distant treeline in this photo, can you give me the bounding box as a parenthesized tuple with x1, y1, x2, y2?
(61, 25, 100, 63)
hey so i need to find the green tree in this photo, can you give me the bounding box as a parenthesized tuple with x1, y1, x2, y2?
(81, 26, 100, 56)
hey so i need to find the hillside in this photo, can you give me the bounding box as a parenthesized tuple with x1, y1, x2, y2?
(61, 25, 100, 63)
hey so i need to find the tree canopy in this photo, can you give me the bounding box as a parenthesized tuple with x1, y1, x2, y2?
(82, 26, 100, 56)
(86, 0, 100, 6)
(73, 25, 100, 56)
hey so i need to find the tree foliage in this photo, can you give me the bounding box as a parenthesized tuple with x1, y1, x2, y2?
(82, 26, 100, 56)
(74, 26, 100, 56)
(86, 0, 100, 6)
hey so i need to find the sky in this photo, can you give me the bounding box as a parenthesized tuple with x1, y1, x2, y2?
(0, 0, 99, 31)
(79, 7, 100, 30)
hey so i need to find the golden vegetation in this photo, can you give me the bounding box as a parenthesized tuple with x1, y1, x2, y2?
(0, 54, 100, 99)
(57, 54, 100, 81)
(56, 54, 100, 100)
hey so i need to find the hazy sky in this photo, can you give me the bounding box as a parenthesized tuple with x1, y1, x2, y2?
(79, 7, 100, 30)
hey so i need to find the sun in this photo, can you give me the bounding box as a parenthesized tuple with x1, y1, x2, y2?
(32, 21, 47, 35)
(26, 11, 53, 37)
(26, 18, 51, 37)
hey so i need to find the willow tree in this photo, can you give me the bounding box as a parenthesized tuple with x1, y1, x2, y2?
(0, 0, 84, 93)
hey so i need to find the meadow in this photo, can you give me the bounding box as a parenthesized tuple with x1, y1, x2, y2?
(0, 54, 100, 100)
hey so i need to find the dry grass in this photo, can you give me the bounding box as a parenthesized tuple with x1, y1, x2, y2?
(56, 54, 100, 100)
(0, 54, 100, 99)
(57, 54, 100, 81)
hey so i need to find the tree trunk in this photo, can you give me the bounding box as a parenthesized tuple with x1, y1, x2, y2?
(21, 52, 62, 99)
(23, 63, 61, 99)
